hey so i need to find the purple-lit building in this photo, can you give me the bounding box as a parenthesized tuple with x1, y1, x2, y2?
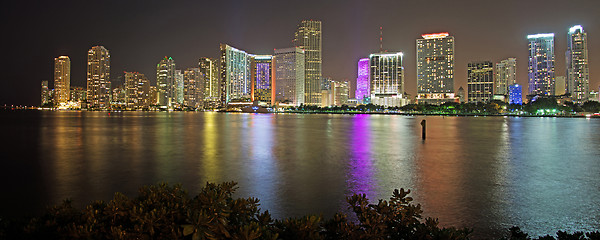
(251, 55, 275, 105)
(509, 83, 522, 105)
(355, 58, 369, 101)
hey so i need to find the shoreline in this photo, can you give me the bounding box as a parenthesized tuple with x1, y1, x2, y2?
(4, 108, 600, 118)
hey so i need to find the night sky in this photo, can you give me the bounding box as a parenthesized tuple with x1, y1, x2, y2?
(2, 0, 599, 106)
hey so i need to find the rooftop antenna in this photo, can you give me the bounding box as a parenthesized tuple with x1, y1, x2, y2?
(379, 26, 384, 52)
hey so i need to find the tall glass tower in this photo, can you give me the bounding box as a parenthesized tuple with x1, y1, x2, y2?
(274, 47, 305, 106)
(87, 46, 110, 109)
(467, 61, 494, 103)
(416, 32, 455, 104)
(527, 33, 555, 96)
(369, 52, 404, 107)
(156, 57, 176, 106)
(355, 58, 369, 101)
(566, 25, 589, 103)
(54, 56, 70, 106)
(220, 44, 251, 105)
(294, 20, 322, 105)
(494, 58, 517, 96)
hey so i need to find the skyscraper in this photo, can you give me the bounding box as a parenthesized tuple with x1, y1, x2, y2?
(355, 58, 370, 101)
(527, 33, 555, 96)
(494, 58, 516, 96)
(251, 55, 276, 105)
(467, 61, 494, 103)
(566, 25, 589, 103)
(294, 20, 322, 105)
(369, 52, 405, 107)
(416, 32, 455, 104)
(220, 44, 252, 105)
(41, 80, 50, 106)
(86, 46, 110, 109)
(53, 56, 70, 106)
(199, 57, 220, 105)
(175, 69, 184, 105)
(274, 47, 305, 106)
(156, 57, 176, 106)
(555, 76, 566, 96)
(183, 68, 203, 109)
(124, 72, 149, 109)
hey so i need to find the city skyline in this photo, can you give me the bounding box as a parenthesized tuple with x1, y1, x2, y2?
(2, 0, 600, 106)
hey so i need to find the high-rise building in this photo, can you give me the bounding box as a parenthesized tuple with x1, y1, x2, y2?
(495, 58, 517, 96)
(112, 85, 126, 106)
(199, 57, 220, 105)
(355, 58, 370, 101)
(41, 80, 50, 106)
(555, 76, 566, 96)
(333, 80, 349, 106)
(467, 61, 494, 103)
(53, 56, 70, 106)
(149, 86, 158, 106)
(527, 33, 555, 96)
(70, 87, 86, 105)
(156, 57, 176, 106)
(220, 44, 252, 105)
(294, 20, 322, 105)
(509, 84, 523, 105)
(175, 70, 184, 105)
(183, 68, 203, 109)
(124, 72, 149, 109)
(251, 55, 276, 105)
(369, 52, 406, 107)
(566, 25, 589, 103)
(86, 46, 111, 109)
(416, 32, 455, 104)
(274, 47, 305, 105)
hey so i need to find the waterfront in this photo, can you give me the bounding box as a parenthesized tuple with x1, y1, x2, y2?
(1, 111, 599, 238)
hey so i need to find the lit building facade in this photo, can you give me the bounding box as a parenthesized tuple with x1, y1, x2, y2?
(355, 58, 370, 101)
(87, 46, 110, 109)
(370, 52, 406, 107)
(70, 87, 86, 106)
(124, 72, 149, 109)
(54, 56, 71, 106)
(184, 68, 203, 109)
(220, 44, 251, 105)
(156, 57, 176, 106)
(467, 61, 494, 103)
(274, 47, 305, 105)
(527, 33, 555, 96)
(566, 25, 589, 103)
(495, 58, 516, 96)
(199, 57, 220, 104)
(416, 32, 455, 104)
(175, 69, 184, 105)
(41, 80, 50, 106)
(294, 20, 322, 105)
(251, 55, 276, 105)
(509, 84, 523, 105)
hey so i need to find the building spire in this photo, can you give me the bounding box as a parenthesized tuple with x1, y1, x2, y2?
(379, 26, 384, 52)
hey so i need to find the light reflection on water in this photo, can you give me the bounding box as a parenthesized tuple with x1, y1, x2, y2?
(1, 111, 599, 238)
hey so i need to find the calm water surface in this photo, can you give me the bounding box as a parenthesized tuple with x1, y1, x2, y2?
(1, 111, 599, 238)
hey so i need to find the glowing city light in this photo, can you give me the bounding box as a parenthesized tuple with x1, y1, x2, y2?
(569, 25, 583, 34)
(421, 32, 449, 39)
(527, 33, 554, 39)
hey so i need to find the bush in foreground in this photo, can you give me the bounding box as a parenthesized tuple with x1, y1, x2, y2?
(0, 182, 597, 239)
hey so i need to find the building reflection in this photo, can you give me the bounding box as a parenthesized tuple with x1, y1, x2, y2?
(348, 114, 375, 199)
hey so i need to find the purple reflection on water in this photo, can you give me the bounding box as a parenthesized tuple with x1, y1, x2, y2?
(348, 115, 375, 198)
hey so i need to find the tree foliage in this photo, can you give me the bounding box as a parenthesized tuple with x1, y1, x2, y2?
(1, 182, 597, 239)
